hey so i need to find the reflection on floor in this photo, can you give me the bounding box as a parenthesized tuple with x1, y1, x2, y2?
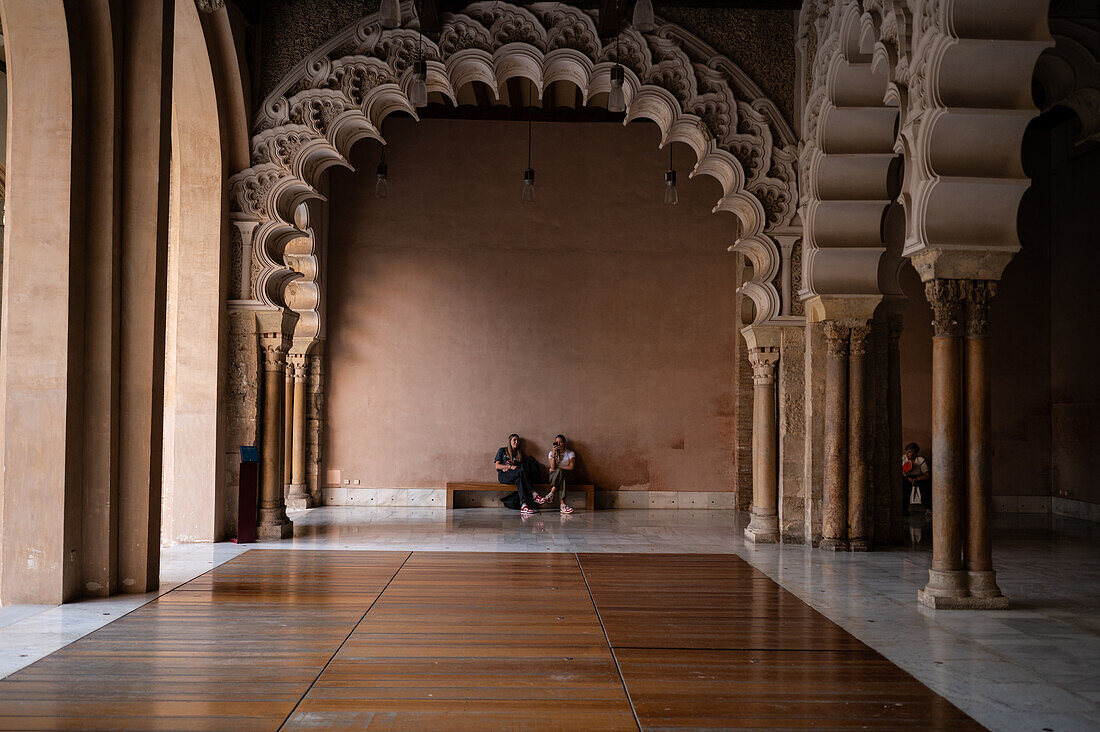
(0, 508, 1096, 730)
(0, 550, 979, 730)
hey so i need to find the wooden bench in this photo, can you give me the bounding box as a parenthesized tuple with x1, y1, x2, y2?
(445, 482, 595, 510)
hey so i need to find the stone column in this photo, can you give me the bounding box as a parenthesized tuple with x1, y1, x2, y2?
(256, 310, 297, 541)
(283, 369, 294, 492)
(887, 307, 906, 545)
(306, 346, 325, 505)
(820, 320, 849, 551)
(745, 346, 781, 543)
(847, 323, 871, 551)
(964, 281, 1008, 607)
(286, 352, 311, 510)
(919, 280, 968, 607)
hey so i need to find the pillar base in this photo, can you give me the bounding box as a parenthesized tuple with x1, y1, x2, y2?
(918, 568, 970, 608)
(256, 507, 294, 541)
(744, 513, 780, 544)
(286, 483, 311, 511)
(968, 570, 1007, 601)
(918, 590, 1009, 610)
(848, 538, 870, 552)
(819, 538, 848, 552)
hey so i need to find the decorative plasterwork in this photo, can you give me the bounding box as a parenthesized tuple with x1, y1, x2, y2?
(230, 1, 799, 329)
(798, 0, 1053, 296)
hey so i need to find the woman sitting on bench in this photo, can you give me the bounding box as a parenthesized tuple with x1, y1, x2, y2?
(494, 433, 539, 517)
(536, 434, 575, 514)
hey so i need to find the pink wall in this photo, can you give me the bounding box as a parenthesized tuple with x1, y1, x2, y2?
(323, 118, 739, 493)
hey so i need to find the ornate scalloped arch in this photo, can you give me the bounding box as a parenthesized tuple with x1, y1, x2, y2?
(799, 0, 899, 303)
(801, 0, 1052, 291)
(229, 1, 799, 330)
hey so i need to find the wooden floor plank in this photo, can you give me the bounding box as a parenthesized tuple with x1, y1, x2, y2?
(577, 553, 981, 730)
(283, 552, 638, 731)
(0, 550, 409, 731)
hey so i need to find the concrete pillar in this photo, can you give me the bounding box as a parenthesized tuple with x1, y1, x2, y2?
(887, 306, 906, 545)
(919, 280, 969, 607)
(821, 320, 849, 551)
(964, 281, 1008, 607)
(286, 352, 310, 510)
(745, 346, 781, 544)
(256, 310, 297, 541)
(847, 323, 871, 551)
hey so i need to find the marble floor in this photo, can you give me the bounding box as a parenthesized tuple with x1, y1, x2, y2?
(0, 507, 1097, 731)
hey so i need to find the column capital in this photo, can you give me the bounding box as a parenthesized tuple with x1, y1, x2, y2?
(287, 352, 309, 379)
(748, 346, 780, 386)
(963, 279, 997, 337)
(849, 323, 872, 356)
(256, 310, 299, 373)
(823, 320, 850, 356)
(924, 279, 965, 338)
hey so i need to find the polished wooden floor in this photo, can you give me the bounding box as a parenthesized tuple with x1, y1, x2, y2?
(0, 551, 981, 730)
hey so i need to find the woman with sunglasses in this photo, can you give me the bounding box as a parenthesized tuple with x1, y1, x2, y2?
(536, 434, 575, 514)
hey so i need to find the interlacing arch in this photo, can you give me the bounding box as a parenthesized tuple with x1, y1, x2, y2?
(229, 1, 800, 334)
(800, 0, 1052, 295)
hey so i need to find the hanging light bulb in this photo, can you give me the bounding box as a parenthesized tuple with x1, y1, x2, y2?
(608, 64, 625, 113)
(380, 0, 401, 29)
(375, 158, 389, 199)
(664, 145, 677, 205)
(633, 0, 655, 32)
(522, 168, 536, 204)
(522, 121, 535, 203)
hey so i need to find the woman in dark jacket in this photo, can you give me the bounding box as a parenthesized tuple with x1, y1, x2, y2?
(495, 433, 539, 516)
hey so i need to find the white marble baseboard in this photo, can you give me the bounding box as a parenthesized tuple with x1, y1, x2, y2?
(320, 486, 737, 509)
(993, 494, 1052, 514)
(1052, 496, 1100, 523)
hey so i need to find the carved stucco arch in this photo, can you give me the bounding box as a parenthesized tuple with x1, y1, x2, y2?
(800, 0, 900, 313)
(801, 0, 1053, 297)
(229, 1, 800, 337)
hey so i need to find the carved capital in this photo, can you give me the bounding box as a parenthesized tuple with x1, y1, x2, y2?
(748, 346, 780, 386)
(823, 320, 850, 356)
(195, 0, 225, 13)
(924, 279, 964, 338)
(848, 323, 872, 357)
(260, 338, 290, 372)
(288, 352, 309, 380)
(964, 280, 997, 337)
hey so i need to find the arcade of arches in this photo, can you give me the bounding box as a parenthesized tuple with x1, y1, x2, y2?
(0, 0, 1097, 624)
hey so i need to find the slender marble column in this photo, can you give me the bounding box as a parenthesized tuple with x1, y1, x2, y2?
(821, 320, 849, 551)
(745, 346, 781, 544)
(919, 280, 968, 607)
(286, 352, 310, 510)
(257, 311, 297, 541)
(847, 324, 872, 551)
(964, 281, 1008, 607)
(887, 307, 906, 545)
(283, 370, 294, 491)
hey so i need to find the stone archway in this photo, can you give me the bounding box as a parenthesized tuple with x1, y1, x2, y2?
(225, 1, 803, 536)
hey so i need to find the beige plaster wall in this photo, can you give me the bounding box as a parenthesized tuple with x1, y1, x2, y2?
(324, 118, 739, 493)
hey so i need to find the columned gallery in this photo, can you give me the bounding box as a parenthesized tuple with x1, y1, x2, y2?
(0, 0, 1097, 728)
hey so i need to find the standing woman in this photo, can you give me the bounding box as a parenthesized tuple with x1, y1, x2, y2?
(495, 434, 537, 516)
